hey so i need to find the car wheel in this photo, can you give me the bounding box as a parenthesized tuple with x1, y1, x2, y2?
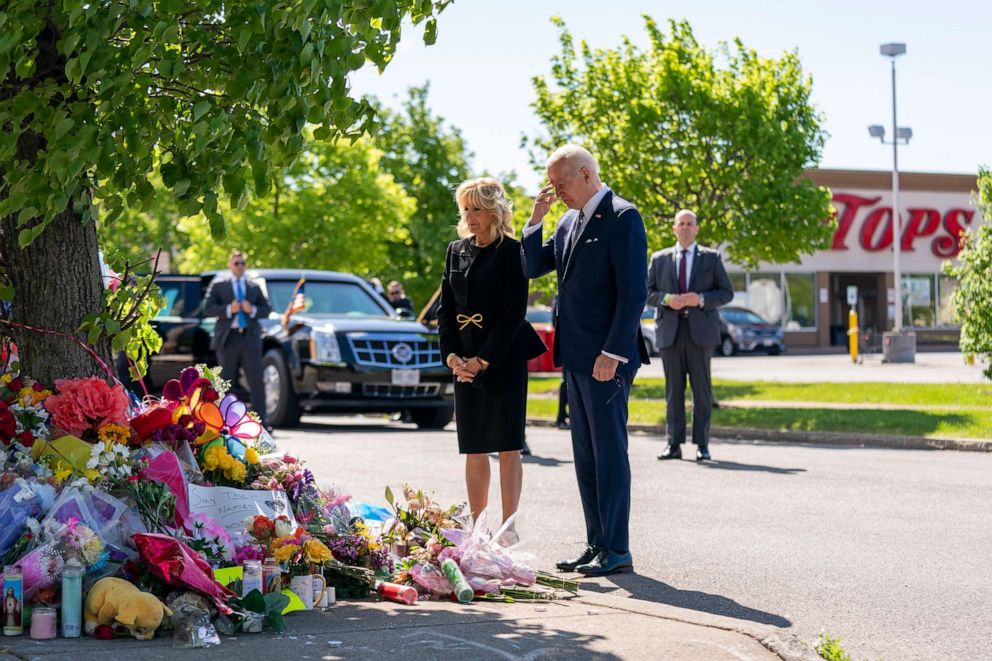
(719, 336, 736, 357)
(263, 349, 301, 428)
(410, 406, 454, 430)
(767, 345, 782, 356)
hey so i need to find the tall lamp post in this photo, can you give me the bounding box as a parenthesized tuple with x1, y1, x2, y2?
(868, 41, 916, 362)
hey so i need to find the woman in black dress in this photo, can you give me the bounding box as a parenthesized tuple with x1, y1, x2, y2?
(438, 178, 546, 523)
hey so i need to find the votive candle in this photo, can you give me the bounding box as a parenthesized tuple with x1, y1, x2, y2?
(30, 607, 56, 640)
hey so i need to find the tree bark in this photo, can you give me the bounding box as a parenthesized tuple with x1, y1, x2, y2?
(0, 10, 112, 384)
(0, 205, 112, 383)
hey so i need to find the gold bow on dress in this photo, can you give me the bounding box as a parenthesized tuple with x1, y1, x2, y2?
(456, 313, 484, 330)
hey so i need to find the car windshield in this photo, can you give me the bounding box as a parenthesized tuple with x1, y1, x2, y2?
(266, 280, 390, 318)
(527, 308, 553, 324)
(722, 309, 767, 325)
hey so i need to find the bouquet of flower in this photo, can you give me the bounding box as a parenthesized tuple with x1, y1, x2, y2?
(43, 377, 130, 442)
(15, 517, 108, 597)
(86, 440, 175, 533)
(250, 453, 316, 505)
(269, 529, 334, 578)
(183, 512, 234, 567)
(321, 519, 393, 575)
(0, 372, 52, 448)
(382, 484, 466, 553)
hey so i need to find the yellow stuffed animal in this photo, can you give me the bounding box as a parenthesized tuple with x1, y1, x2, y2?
(84, 577, 173, 640)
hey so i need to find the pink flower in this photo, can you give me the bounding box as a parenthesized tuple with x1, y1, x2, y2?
(47, 377, 129, 435)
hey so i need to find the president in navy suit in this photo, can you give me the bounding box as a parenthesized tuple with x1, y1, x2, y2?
(522, 144, 649, 576)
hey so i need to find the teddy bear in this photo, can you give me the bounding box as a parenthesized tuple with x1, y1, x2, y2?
(84, 577, 173, 640)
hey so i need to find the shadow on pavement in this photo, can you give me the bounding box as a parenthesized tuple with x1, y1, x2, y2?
(521, 454, 573, 467)
(698, 460, 806, 475)
(584, 574, 791, 628)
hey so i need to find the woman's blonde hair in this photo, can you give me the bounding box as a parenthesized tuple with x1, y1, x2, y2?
(455, 177, 515, 244)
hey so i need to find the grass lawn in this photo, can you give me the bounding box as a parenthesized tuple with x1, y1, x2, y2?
(527, 377, 992, 439)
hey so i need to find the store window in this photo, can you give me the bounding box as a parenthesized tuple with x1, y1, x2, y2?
(784, 273, 816, 330)
(747, 273, 782, 325)
(901, 274, 936, 328)
(937, 274, 959, 328)
(729, 272, 748, 308)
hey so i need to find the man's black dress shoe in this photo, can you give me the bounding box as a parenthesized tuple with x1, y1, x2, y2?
(576, 551, 633, 577)
(556, 545, 602, 572)
(657, 444, 682, 460)
(696, 447, 711, 461)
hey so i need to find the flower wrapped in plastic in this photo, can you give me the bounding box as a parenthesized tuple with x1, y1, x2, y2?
(0, 479, 56, 561)
(15, 518, 109, 597)
(437, 511, 536, 595)
(133, 533, 235, 614)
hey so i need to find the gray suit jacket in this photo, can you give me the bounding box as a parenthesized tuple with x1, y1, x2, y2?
(203, 275, 272, 351)
(646, 245, 734, 349)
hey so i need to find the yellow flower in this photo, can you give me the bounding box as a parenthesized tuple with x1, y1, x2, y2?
(97, 423, 131, 446)
(53, 468, 73, 484)
(303, 539, 332, 565)
(19, 387, 51, 406)
(202, 446, 222, 471)
(245, 447, 260, 465)
(1, 373, 12, 384)
(272, 538, 297, 563)
(225, 460, 246, 482)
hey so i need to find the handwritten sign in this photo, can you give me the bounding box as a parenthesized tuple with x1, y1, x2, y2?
(186, 484, 297, 536)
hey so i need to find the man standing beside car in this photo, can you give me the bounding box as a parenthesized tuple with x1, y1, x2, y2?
(647, 210, 733, 461)
(204, 250, 273, 429)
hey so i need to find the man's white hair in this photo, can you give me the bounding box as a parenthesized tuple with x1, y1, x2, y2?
(675, 209, 697, 224)
(546, 144, 599, 176)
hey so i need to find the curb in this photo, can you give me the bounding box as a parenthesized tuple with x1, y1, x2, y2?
(526, 418, 992, 453)
(574, 593, 822, 661)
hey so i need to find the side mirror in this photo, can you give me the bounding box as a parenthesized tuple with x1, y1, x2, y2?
(395, 308, 415, 320)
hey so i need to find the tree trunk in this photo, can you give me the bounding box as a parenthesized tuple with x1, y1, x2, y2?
(0, 10, 112, 384)
(0, 205, 112, 383)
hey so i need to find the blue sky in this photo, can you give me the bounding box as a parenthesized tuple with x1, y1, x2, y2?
(351, 0, 992, 192)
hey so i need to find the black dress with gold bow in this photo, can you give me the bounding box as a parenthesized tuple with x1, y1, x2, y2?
(438, 236, 547, 454)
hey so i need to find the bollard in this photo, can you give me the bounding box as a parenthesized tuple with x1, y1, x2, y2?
(848, 307, 858, 363)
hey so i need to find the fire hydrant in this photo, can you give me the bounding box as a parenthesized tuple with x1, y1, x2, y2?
(848, 307, 858, 364)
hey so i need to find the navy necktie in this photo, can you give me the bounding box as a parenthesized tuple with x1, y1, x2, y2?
(564, 211, 585, 266)
(678, 249, 688, 293)
(234, 278, 248, 328)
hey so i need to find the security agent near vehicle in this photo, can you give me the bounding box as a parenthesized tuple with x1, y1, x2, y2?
(148, 269, 453, 429)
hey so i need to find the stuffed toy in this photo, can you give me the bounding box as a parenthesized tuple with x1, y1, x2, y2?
(84, 577, 173, 640)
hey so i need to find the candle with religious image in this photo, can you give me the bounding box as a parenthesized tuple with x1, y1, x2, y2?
(3, 565, 24, 636)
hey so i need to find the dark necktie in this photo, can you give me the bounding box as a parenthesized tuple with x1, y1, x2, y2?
(564, 210, 585, 266)
(234, 278, 249, 328)
(678, 249, 688, 294)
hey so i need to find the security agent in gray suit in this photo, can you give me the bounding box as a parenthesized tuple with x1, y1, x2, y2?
(203, 250, 273, 427)
(647, 210, 733, 461)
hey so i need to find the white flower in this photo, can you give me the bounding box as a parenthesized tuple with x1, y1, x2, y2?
(25, 517, 40, 536)
(274, 517, 294, 538)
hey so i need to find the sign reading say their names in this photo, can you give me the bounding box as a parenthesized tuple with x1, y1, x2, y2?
(187, 484, 297, 536)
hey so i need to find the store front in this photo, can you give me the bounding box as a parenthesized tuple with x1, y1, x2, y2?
(725, 169, 984, 350)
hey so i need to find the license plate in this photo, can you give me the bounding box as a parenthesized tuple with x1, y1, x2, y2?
(763, 339, 775, 346)
(391, 369, 420, 386)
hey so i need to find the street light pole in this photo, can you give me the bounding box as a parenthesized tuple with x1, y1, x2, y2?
(888, 53, 902, 332)
(869, 42, 915, 362)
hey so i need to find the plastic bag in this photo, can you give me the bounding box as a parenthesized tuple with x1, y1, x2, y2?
(410, 562, 452, 596)
(44, 486, 135, 562)
(0, 479, 55, 559)
(439, 510, 536, 593)
(172, 608, 220, 648)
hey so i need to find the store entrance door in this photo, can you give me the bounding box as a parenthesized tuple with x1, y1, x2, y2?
(829, 272, 885, 345)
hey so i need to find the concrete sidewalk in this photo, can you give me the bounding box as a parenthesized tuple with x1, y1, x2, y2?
(0, 591, 820, 660)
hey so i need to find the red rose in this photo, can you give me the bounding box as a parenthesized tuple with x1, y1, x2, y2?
(202, 388, 220, 402)
(17, 430, 33, 447)
(8, 378, 23, 392)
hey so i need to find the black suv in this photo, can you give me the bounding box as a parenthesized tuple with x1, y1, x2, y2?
(148, 269, 453, 429)
(717, 307, 786, 357)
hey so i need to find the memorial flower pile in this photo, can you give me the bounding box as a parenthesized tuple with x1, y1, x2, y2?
(0, 359, 566, 647)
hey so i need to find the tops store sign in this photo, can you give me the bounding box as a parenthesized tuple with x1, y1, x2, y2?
(830, 193, 974, 258)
